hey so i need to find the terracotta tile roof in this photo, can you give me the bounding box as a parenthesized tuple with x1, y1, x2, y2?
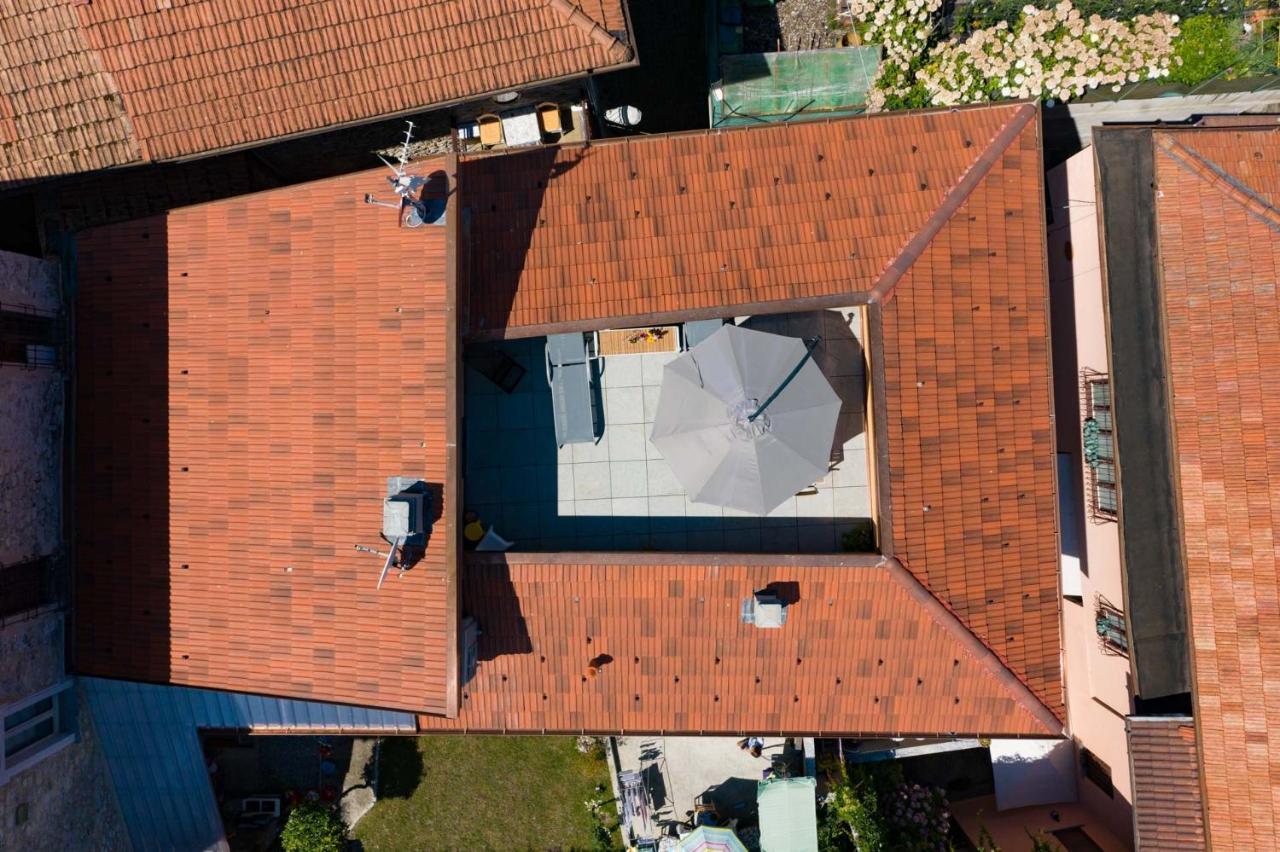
(1148, 126, 1280, 851)
(73, 159, 459, 714)
(878, 122, 1062, 711)
(0, 0, 140, 184)
(457, 103, 1064, 719)
(418, 555, 1061, 735)
(461, 106, 1019, 335)
(1, 0, 631, 182)
(1128, 717, 1205, 851)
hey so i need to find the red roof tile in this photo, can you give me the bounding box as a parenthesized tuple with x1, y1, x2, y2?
(418, 555, 1061, 735)
(0, 0, 139, 184)
(1128, 717, 1206, 851)
(456, 103, 1064, 719)
(461, 107, 1019, 336)
(1, 0, 631, 182)
(1150, 126, 1280, 851)
(74, 160, 459, 714)
(880, 119, 1062, 712)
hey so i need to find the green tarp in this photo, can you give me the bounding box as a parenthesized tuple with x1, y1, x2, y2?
(711, 47, 880, 127)
(757, 777, 819, 852)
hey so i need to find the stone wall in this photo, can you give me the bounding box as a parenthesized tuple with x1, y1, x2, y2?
(0, 250, 62, 568)
(0, 614, 132, 850)
(0, 688, 132, 852)
(0, 611, 63, 705)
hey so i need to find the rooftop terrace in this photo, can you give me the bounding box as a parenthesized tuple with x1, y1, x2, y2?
(462, 307, 873, 553)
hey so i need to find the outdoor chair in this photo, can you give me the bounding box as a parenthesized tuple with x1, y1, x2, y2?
(477, 113, 504, 148)
(545, 332, 600, 447)
(536, 102, 563, 138)
(682, 318, 726, 350)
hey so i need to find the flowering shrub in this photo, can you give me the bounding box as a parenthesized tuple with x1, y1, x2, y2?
(818, 760, 952, 851)
(919, 2, 1179, 105)
(852, 0, 1181, 109)
(886, 783, 951, 852)
(846, 0, 944, 109)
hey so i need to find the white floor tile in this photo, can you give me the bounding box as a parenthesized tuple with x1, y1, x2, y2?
(605, 386, 645, 425)
(610, 460, 648, 498)
(612, 497, 649, 517)
(600, 354, 644, 388)
(573, 461, 612, 500)
(606, 424, 648, 461)
(571, 433, 610, 464)
(646, 458, 684, 496)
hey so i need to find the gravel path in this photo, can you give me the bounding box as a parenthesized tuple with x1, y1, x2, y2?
(745, 0, 846, 53)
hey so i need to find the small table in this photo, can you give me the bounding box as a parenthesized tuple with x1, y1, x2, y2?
(598, 326, 680, 356)
(500, 107, 541, 147)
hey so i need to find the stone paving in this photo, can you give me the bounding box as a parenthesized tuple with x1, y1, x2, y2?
(463, 308, 872, 552)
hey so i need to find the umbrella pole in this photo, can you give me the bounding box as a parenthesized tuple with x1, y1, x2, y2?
(748, 336, 821, 423)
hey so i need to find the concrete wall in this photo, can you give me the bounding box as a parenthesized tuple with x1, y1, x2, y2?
(1046, 151, 1135, 847)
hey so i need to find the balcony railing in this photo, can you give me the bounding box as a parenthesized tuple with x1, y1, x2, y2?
(1081, 368, 1116, 524)
(1095, 593, 1128, 656)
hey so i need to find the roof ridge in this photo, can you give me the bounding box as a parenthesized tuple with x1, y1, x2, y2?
(1155, 131, 1280, 235)
(547, 0, 632, 64)
(882, 555, 1064, 734)
(868, 103, 1039, 304)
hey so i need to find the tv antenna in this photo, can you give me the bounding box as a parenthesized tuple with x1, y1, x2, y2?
(362, 121, 430, 225)
(355, 538, 404, 589)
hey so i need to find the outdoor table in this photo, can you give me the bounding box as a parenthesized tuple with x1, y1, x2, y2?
(500, 107, 541, 147)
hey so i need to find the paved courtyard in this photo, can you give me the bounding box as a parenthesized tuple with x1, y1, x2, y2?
(463, 308, 872, 552)
(613, 735, 797, 843)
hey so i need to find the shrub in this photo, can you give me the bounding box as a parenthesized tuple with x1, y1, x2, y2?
(280, 802, 347, 852)
(918, 1, 1179, 106)
(1169, 13, 1239, 84)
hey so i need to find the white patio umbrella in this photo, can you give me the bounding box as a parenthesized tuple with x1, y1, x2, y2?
(649, 324, 841, 515)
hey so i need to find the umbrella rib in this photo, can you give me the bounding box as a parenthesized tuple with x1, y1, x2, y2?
(749, 336, 821, 422)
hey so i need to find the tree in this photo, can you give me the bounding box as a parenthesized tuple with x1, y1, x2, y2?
(280, 802, 347, 852)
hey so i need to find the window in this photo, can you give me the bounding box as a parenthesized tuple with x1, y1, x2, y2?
(1095, 594, 1128, 656)
(1082, 373, 1116, 521)
(1052, 827, 1105, 852)
(0, 556, 54, 619)
(0, 682, 76, 783)
(0, 305, 59, 368)
(1080, 748, 1114, 798)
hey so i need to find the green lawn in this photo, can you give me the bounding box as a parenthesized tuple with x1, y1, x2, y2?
(352, 736, 614, 851)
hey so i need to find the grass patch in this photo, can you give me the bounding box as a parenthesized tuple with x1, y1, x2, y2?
(352, 736, 616, 851)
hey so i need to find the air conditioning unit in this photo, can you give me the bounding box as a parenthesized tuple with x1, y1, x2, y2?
(740, 592, 787, 628)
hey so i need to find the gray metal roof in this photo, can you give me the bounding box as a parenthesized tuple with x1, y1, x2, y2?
(83, 677, 415, 852)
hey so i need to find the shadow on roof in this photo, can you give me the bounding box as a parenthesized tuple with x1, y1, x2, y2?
(75, 215, 171, 683)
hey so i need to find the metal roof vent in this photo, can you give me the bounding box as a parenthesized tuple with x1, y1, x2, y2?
(741, 592, 788, 628)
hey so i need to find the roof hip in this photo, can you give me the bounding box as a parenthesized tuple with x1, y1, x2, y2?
(883, 556, 1064, 734)
(1155, 131, 1280, 234)
(869, 102, 1039, 304)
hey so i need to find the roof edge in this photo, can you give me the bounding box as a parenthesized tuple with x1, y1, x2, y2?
(868, 102, 1039, 304)
(883, 556, 1065, 735)
(443, 154, 462, 719)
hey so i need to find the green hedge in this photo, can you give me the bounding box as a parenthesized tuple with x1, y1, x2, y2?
(280, 803, 347, 852)
(1170, 13, 1241, 84)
